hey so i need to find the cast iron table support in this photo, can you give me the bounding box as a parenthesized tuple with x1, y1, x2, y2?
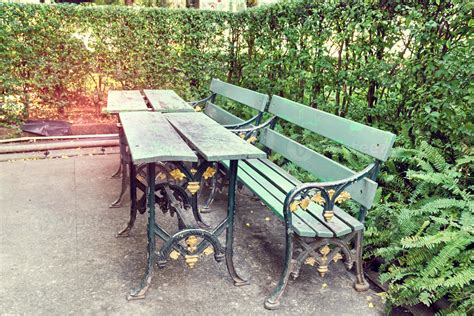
(127, 159, 248, 300)
(110, 121, 129, 208)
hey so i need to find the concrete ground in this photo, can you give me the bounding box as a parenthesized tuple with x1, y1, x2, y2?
(0, 154, 385, 315)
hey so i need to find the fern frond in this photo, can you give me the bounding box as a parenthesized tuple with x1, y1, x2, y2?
(401, 231, 458, 249)
(419, 141, 448, 172)
(443, 268, 474, 288)
(422, 235, 472, 278)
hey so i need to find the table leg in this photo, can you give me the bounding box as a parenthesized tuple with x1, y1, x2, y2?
(111, 162, 122, 179)
(110, 123, 128, 208)
(111, 121, 124, 178)
(225, 160, 249, 286)
(201, 162, 219, 213)
(116, 163, 138, 238)
(128, 163, 156, 300)
(190, 161, 209, 228)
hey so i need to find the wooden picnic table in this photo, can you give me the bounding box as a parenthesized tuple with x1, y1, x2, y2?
(107, 89, 193, 208)
(106, 90, 149, 113)
(143, 90, 195, 113)
(105, 91, 149, 207)
(116, 104, 266, 300)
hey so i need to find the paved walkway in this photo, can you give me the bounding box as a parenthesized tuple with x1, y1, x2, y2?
(0, 154, 384, 315)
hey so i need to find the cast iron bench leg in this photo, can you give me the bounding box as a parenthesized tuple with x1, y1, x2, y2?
(109, 159, 128, 208)
(111, 162, 122, 179)
(201, 162, 219, 213)
(354, 230, 370, 291)
(264, 223, 295, 309)
(111, 122, 125, 179)
(110, 123, 129, 208)
(225, 160, 249, 286)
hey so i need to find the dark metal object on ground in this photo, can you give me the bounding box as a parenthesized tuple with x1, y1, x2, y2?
(21, 120, 72, 136)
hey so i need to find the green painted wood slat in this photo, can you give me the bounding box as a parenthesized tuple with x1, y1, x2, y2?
(240, 160, 359, 236)
(164, 112, 266, 162)
(220, 161, 318, 237)
(120, 112, 198, 164)
(209, 79, 269, 112)
(250, 159, 364, 232)
(143, 90, 195, 113)
(106, 90, 149, 113)
(222, 159, 363, 237)
(259, 128, 378, 209)
(268, 96, 396, 161)
(204, 102, 245, 125)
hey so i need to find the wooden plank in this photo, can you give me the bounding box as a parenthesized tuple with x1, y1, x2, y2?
(333, 207, 364, 231)
(143, 90, 194, 113)
(204, 102, 244, 125)
(238, 161, 334, 237)
(249, 159, 363, 232)
(210, 79, 269, 112)
(223, 159, 363, 237)
(220, 161, 318, 237)
(106, 90, 148, 113)
(120, 112, 197, 164)
(268, 96, 396, 161)
(240, 160, 354, 237)
(259, 128, 378, 209)
(164, 112, 266, 162)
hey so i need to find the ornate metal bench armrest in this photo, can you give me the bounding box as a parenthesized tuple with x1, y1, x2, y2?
(230, 116, 276, 142)
(223, 114, 261, 129)
(189, 94, 215, 107)
(232, 116, 276, 134)
(283, 163, 378, 222)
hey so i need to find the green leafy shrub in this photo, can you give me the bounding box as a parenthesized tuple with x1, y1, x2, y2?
(366, 143, 473, 315)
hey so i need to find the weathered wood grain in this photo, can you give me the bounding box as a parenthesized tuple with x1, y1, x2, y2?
(210, 79, 269, 112)
(143, 90, 194, 113)
(120, 112, 197, 164)
(269, 96, 396, 161)
(165, 112, 266, 161)
(106, 90, 149, 113)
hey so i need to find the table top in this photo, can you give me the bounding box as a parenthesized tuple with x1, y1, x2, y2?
(120, 112, 198, 164)
(165, 112, 266, 162)
(106, 90, 149, 114)
(144, 90, 195, 113)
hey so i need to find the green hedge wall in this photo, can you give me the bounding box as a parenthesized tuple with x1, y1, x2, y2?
(1, 4, 232, 119)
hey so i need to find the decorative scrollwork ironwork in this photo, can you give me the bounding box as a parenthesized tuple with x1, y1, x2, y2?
(187, 181, 200, 195)
(170, 168, 186, 181)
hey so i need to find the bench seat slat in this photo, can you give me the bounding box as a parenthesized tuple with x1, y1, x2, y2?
(222, 159, 363, 237)
(204, 102, 245, 125)
(221, 161, 317, 237)
(246, 159, 364, 232)
(238, 161, 336, 237)
(241, 160, 359, 236)
(259, 128, 378, 209)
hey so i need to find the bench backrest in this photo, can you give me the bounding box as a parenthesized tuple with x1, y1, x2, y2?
(203, 79, 269, 125)
(259, 96, 396, 209)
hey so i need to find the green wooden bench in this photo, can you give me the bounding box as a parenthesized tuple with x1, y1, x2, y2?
(190, 79, 271, 209)
(191, 78, 269, 128)
(222, 95, 396, 309)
